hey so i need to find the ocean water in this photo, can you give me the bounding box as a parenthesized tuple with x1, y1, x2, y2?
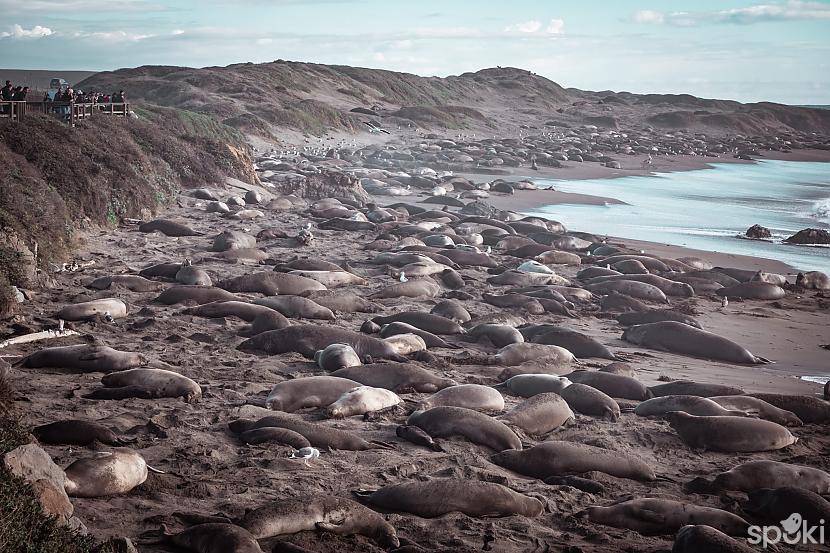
(526, 160, 830, 273)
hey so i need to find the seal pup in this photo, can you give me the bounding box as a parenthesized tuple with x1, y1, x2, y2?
(56, 298, 127, 321)
(709, 396, 802, 426)
(689, 460, 830, 495)
(84, 367, 202, 402)
(649, 380, 744, 398)
(488, 342, 576, 367)
(747, 393, 830, 423)
(796, 270, 830, 290)
(33, 419, 127, 446)
(525, 326, 618, 360)
(635, 395, 742, 417)
(466, 324, 524, 348)
(326, 386, 401, 418)
(622, 321, 771, 364)
(154, 285, 238, 306)
(354, 478, 543, 518)
(407, 406, 521, 451)
(138, 219, 202, 237)
(315, 344, 362, 371)
(253, 296, 335, 320)
(175, 259, 212, 286)
(418, 384, 504, 413)
(239, 495, 399, 547)
(183, 301, 279, 322)
(672, 525, 757, 553)
(665, 412, 797, 452)
(560, 383, 620, 420)
(492, 441, 656, 481)
(745, 487, 830, 529)
(396, 425, 443, 451)
(502, 374, 572, 398)
(332, 362, 455, 393)
(371, 312, 465, 335)
(378, 321, 457, 349)
(230, 414, 393, 451)
(716, 282, 785, 300)
(265, 376, 361, 412)
(583, 498, 749, 536)
(15, 343, 146, 373)
(429, 300, 471, 324)
(498, 393, 574, 435)
(86, 275, 162, 292)
(238, 427, 310, 449)
(151, 523, 263, 553)
(238, 325, 407, 362)
(64, 448, 155, 497)
(566, 371, 652, 401)
(218, 272, 326, 296)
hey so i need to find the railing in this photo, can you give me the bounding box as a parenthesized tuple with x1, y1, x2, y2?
(0, 101, 27, 122)
(0, 101, 130, 126)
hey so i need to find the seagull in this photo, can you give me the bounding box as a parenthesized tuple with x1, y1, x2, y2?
(289, 447, 320, 467)
(721, 296, 729, 308)
(398, 271, 408, 283)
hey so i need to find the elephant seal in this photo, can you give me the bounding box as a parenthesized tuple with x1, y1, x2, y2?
(302, 291, 383, 313)
(56, 298, 127, 321)
(467, 324, 524, 348)
(396, 425, 443, 451)
(379, 322, 457, 349)
(371, 312, 465, 335)
(489, 342, 576, 367)
(161, 523, 263, 553)
(332, 362, 455, 393)
(253, 296, 335, 320)
(498, 393, 574, 435)
(230, 414, 392, 451)
(584, 280, 668, 303)
(709, 396, 802, 426)
(578, 267, 622, 280)
(238, 325, 407, 362)
(616, 309, 702, 329)
(439, 268, 466, 289)
(381, 333, 426, 355)
(288, 270, 366, 288)
(526, 327, 618, 360)
(430, 300, 471, 323)
(265, 376, 360, 412)
(175, 259, 212, 286)
(796, 270, 830, 290)
(649, 380, 744, 398)
(273, 259, 345, 273)
(503, 375, 572, 397)
(15, 344, 146, 373)
(154, 285, 238, 305)
(238, 427, 310, 449)
(183, 300, 278, 322)
(746, 487, 830, 528)
(355, 478, 542, 518)
(33, 420, 125, 446)
(87, 274, 163, 292)
(212, 230, 256, 251)
(139, 219, 202, 237)
(697, 460, 830, 495)
(635, 395, 741, 417)
(716, 282, 785, 300)
(600, 362, 636, 377)
(64, 448, 151, 497)
(218, 272, 326, 296)
(418, 384, 504, 413)
(492, 441, 656, 481)
(665, 412, 797, 452)
(622, 321, 771, 364)
(560, 383, 620, 420)
(238, 310, 292, 336)
(407, 406, 521, 451)
(239, 495, 398, 547)
(482, 293, 545, 315)
(566, 371, 652, 401)
(583, 498, 749, 536)
(84, 367, 202, 402)
(368, 280, 441, 299)
(747, 393, 830, 423)
(139, 262, 182, 280)
(600, 292, 650, 313)
(326, 386, 401, 418)
(672, 525, 757, 553)
(586, 274, 695, 297)
(315, 344, 362, 371)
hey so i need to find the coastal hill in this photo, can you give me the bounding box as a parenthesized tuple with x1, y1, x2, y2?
(79, 60, 830, 140)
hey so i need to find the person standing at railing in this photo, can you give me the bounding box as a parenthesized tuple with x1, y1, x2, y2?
(1, 80, 12, 101)
(12, 87, 28, 101)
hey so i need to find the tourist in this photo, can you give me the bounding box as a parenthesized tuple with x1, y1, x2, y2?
(1, 80, 13, 101)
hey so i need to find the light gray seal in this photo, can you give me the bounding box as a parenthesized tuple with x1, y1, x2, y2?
(583, 498, 749, 536)
(665, 412, 797, 452)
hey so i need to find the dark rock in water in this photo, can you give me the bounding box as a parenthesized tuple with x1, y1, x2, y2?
(745, 224, 771, 239)
(784, 228, 830, 245)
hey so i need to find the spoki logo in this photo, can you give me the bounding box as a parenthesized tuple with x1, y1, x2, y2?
(747, 513, 826, 548)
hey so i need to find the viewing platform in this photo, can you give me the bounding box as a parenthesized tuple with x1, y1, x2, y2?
(0, 100, 130, 126)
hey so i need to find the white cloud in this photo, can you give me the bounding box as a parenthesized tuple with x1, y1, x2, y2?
(545, 19, 565, 34)
(634, 10, 665, 24)
(633, 1, 830, 26)
(256, 38, 273, 45)
(0, 0, 153, 11)
(72, 30, 152, 41)
(0, 24, 53, 39)
(505, 20, 542, 33)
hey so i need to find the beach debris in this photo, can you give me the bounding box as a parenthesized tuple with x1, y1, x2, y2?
(0, 323, 79, 349)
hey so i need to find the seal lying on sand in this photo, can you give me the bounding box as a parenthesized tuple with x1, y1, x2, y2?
(33, 419, 127, 446)
(354, 478, 543, 518)
(56, 298, 128, 321)
(238, 325, 407, 362)
(418, 384, 504, 413)
(583, 498, 749, 536)
(622, 321, 771, 364)
(498, 393, 574, 435)
(15, 344, 146, 373)
(689, 460, 830, 495)
(83, 367, 202, 402)
(331, 363, 455, 393)
(407, 406, 520, 451)
(666, 412, 797, 452)
(265, 376, 360, 412)
(64, 448, 153, 497)
(672, 525, 757, 553)
(150, 523, 263, 553)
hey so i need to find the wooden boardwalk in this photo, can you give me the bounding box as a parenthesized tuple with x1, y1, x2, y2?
(0, 101, 130, 126)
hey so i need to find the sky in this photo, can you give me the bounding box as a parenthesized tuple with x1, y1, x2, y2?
(1, 0, 829, 104)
